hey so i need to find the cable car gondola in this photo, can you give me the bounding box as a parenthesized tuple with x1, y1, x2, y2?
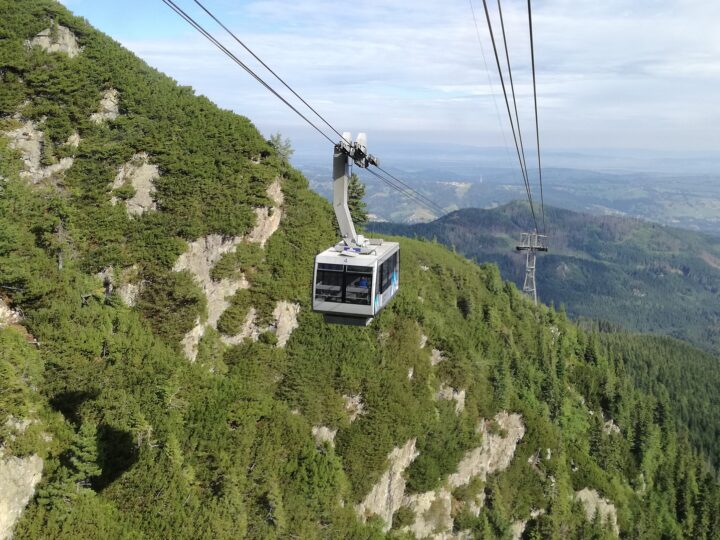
(312, 133, 400, 325)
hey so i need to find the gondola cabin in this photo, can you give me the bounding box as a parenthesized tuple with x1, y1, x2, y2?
(313, 241, 399, 325)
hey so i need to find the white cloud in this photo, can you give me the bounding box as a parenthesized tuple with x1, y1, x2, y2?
(75, 0, 720, 153)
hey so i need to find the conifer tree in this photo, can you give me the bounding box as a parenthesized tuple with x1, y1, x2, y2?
(348, 173, 369, 230)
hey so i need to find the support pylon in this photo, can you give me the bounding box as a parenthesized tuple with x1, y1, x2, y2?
(516, 232, 548, 304)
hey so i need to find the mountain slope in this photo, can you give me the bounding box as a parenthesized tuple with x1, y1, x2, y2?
(370, 201, 720, 353)
(1, 2, 719, 539)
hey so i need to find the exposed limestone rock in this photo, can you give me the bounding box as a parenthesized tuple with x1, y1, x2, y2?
(343, 394, 366, 422)
(176, 179, 285, 359)
(448, 412, 525, 489)
(408, 367, 414, 380)
(355, 439, 418, 530)
(65, 131, 81, 148)
(95, 266, 142, 307)
(603, 419, 621, 435)
(465, 492, 486, 517)
(4, 119, 74, 184)
(181, 320, 207, 362)
(4, 417, 32, 435)
(395, 412, 525, 539)
(7, 121, 42, 175)
(174, 235, 248, 360)
(27, 25, 82, 58)
(246, 178, 284, 247)
(420, 265, 429, 271)
(220, 307, 260, 346)
(90, 88, 119, 124)
(430, 348, 445, 366)
(575, 488, 619, 536)
(311, 425, 337, 448)
(436, 384, 466, 414)
(0, 454, 43, 540)
(273, 301, 300, 348)
(419, 333, 428, 349)
(510, 510, 544, 540)
(402, 488, 454, 539)
(0, 300, 21, 329)
(111, 153, 158, 216)
(118, 283, 140, 307)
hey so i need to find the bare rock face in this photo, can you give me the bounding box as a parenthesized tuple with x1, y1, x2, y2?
(90, 89, 119, 124)
(391, 412, 525, 538)
(27, 25, 82, 58)
(246, 178, 284, 247)
(4, 120, 74, 184)
(0, 454, 43, 540)
(220, 307, 260, 347)
(436, 383, 466, 414)
(111, 153, 159, 216)
(95, 266, 141, 307)
(575, 488, 620, 536)
(311, 425, 337, 448)
(174, 235, 247, 361)
(402, 488, 454, 539)
(355, 439, 418, 530)
(430, 348, 445, 366)
(65, 132, 81, 148)
(0, 300, 21, 329)
(273, 301, 300, 348)
(448, 412, 525, 489)
(176, 179, 285, 360)
(343, 394, 365, 423)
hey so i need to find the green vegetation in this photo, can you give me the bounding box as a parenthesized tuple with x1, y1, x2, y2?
(1, 2, 719, 539)
(349, 172, 369, 230)
(600, 332, 720, 470)
(371, 201, 720, 354)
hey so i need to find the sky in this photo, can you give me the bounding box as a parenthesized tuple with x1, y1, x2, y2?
(58, 0, 720, 160)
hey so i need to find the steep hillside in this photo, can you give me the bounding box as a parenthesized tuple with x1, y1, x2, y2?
(370, 202, 720, 353)
(1, 2, 719, 539)
(598, 332, 720, 470)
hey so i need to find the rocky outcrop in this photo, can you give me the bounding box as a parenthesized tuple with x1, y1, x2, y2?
(355, 439, 418, 529)
(0, 454, 43, 540)
(66, 132, 81, 148)
(399, 412, 525, 538)
(575, 488, 619, 536)
(355, 412, 525, 536)
(174, 235, 247, 360)
(27, 25, 82, 58)
(273, 301, 300, 348)
(603, 419, 621, 435)
(4, 119, 74, 184)
(343, 394, 365, 423)
(447, 412, 525, 489)
(95, 266, 141, 307)
(220, 307, 260, 347)
(246, 178, 284, 247)
(221, 300, 300, 348)
(111, 153, 159, 216)
(90, 89, 119, 124)
(311, 425, 337, 448)
(0, 300, 21, 329)
(436, 383, 466, 414)
(176, 179, 285, 360)
(430, 348, 445, 366)
(402, 488, 454, 539)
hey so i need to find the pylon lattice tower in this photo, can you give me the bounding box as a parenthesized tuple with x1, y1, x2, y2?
(516, 232, 548, 304)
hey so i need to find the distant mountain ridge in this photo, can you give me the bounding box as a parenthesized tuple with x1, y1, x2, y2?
(370, 201, 720, 353)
